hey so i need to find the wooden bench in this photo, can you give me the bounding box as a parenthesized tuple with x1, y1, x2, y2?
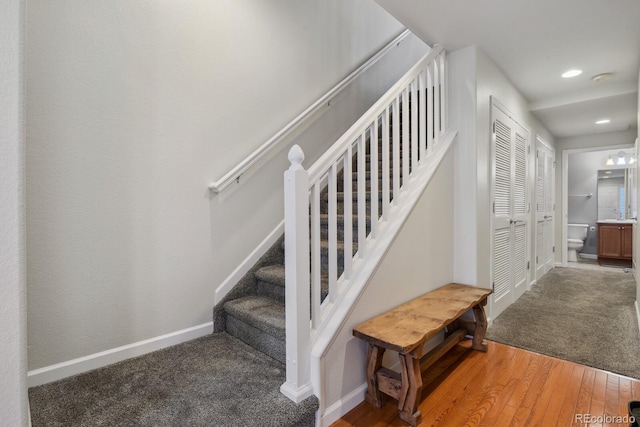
(352, 283, 493, 426)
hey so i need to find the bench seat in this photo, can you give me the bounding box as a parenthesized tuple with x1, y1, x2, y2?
(352, 283, 492, 426)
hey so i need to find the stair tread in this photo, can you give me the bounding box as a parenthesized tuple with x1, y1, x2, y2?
(224, 296, 285, 340)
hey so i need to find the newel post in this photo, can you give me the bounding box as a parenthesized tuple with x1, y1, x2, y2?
(280, 144, 313, 402)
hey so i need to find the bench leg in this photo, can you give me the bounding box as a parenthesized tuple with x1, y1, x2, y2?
(472, 303, 488, 352)
(398, 354, 422, 426)
(365, 344, 386, 408)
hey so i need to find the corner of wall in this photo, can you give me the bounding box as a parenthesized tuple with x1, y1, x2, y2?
(448, 46, 479, 286)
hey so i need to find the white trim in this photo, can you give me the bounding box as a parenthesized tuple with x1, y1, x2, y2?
(280, 382, 314, 404)
(214, 220, 284, 307)
(209, 30, 412, 193)
(317, 382, 368, 427)
(579, 253, 598, 260)
(27, 322, 213, 387)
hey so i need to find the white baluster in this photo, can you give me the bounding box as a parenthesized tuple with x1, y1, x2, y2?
(392, 97, 400, 203)
(411, 79, 418, 168)
(434, 57, 441, 145)
(357, 133, 366, 257)
(419, 69, 427, 161)
(328, 164, 337, 302)
(343, 145, 353, 279)
(281, 144, 311, 401)
(370, 120, 379, 238)
(402, 87, 409, 186)
(310, 183, 321, 328)
(427, 63, 434, 152)
(381, 108, 390, 220)
(441, 50, 447, 131)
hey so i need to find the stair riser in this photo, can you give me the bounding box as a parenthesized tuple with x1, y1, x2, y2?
(256, 280, 285, 303)
(225, 315, 286, 364)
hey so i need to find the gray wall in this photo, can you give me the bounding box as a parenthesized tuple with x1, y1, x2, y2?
(0, 0, 29, 424)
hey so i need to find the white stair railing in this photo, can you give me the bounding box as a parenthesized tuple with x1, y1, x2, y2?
(281, 44, 448, 402)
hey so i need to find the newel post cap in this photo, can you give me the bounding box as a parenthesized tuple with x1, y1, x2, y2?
(288, 145, 305, 171)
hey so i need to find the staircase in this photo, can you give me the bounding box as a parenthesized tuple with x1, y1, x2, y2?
(212, 45, 451, 409)
(220, 116, 402, 365)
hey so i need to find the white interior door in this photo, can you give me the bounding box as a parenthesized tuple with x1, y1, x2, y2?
(535, 140, 555, 278)
(543, 149, 555, 272)
(491, 102, 530, 318)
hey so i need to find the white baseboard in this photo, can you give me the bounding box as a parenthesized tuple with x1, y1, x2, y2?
(27, 321, 213, 387)
(319, 383, 367, 427)
(635, 301, 640, 337)
(214, 220, 284, 306)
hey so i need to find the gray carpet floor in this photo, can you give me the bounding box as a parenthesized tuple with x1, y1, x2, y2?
(487, 267, 640, 379)
(28, 333, 317, 427)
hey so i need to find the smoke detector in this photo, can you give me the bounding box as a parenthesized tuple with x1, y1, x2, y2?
(592, 72, 614, 82)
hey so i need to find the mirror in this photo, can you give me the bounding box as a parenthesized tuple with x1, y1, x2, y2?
(597, 168, 636, 220)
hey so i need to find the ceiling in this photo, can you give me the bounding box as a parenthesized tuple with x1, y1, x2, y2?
(375, 0, 640, 139)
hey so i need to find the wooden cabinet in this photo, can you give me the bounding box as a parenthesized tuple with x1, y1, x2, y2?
(597, 222, 633, 267)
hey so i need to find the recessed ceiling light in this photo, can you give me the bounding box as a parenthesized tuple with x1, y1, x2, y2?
(562, 69, 582, 78)
(596, 119, 611, 125)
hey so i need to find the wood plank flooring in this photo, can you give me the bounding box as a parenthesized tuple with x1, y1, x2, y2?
(333, 341, 640, 427)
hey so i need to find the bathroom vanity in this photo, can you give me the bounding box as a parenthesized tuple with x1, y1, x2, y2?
(597, 220, 633, 267)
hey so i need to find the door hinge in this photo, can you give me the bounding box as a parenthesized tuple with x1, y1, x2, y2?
(536, 255, 539, 264)
(527, 202, 531, 213)
(527, 261, 530, 270)
(492, 282, 495, 291)
(493, 201, 496, 214)
(492, 122, 496, 133)
(552, 246, 556, 253)
(528, 145, 531, 154)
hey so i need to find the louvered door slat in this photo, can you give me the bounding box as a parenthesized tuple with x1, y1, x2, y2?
(536, 151, 544, 212)
(494, 119, 511, 217)
(514, 223, 527, 283)
(493, 227, 511, 300)
(514, 133, 527, 214)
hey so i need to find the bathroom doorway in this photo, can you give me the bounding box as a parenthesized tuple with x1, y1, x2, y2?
(561, 144, 636, 268)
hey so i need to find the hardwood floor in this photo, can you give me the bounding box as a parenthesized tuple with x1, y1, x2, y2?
(333, 340, 640, 427)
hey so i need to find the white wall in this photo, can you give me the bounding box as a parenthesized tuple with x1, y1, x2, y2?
(321, 148, 455, 422)
(449, 46, 478, 286)
(25, 1, 428, 373)
(0, 0, 29, 424)
(449, 46, 555, 316)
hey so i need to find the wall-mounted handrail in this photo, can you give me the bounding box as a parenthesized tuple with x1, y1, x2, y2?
(208, 29, 412, 193)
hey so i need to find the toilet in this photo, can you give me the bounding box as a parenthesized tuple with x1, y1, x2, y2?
(567, 223, 589, 262)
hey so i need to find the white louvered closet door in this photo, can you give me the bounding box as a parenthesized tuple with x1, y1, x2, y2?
(491, 104, 530, 319)
(535, 148, 546, 279)
(535, 141, 555, 280)
(543, 145, 555, 272)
